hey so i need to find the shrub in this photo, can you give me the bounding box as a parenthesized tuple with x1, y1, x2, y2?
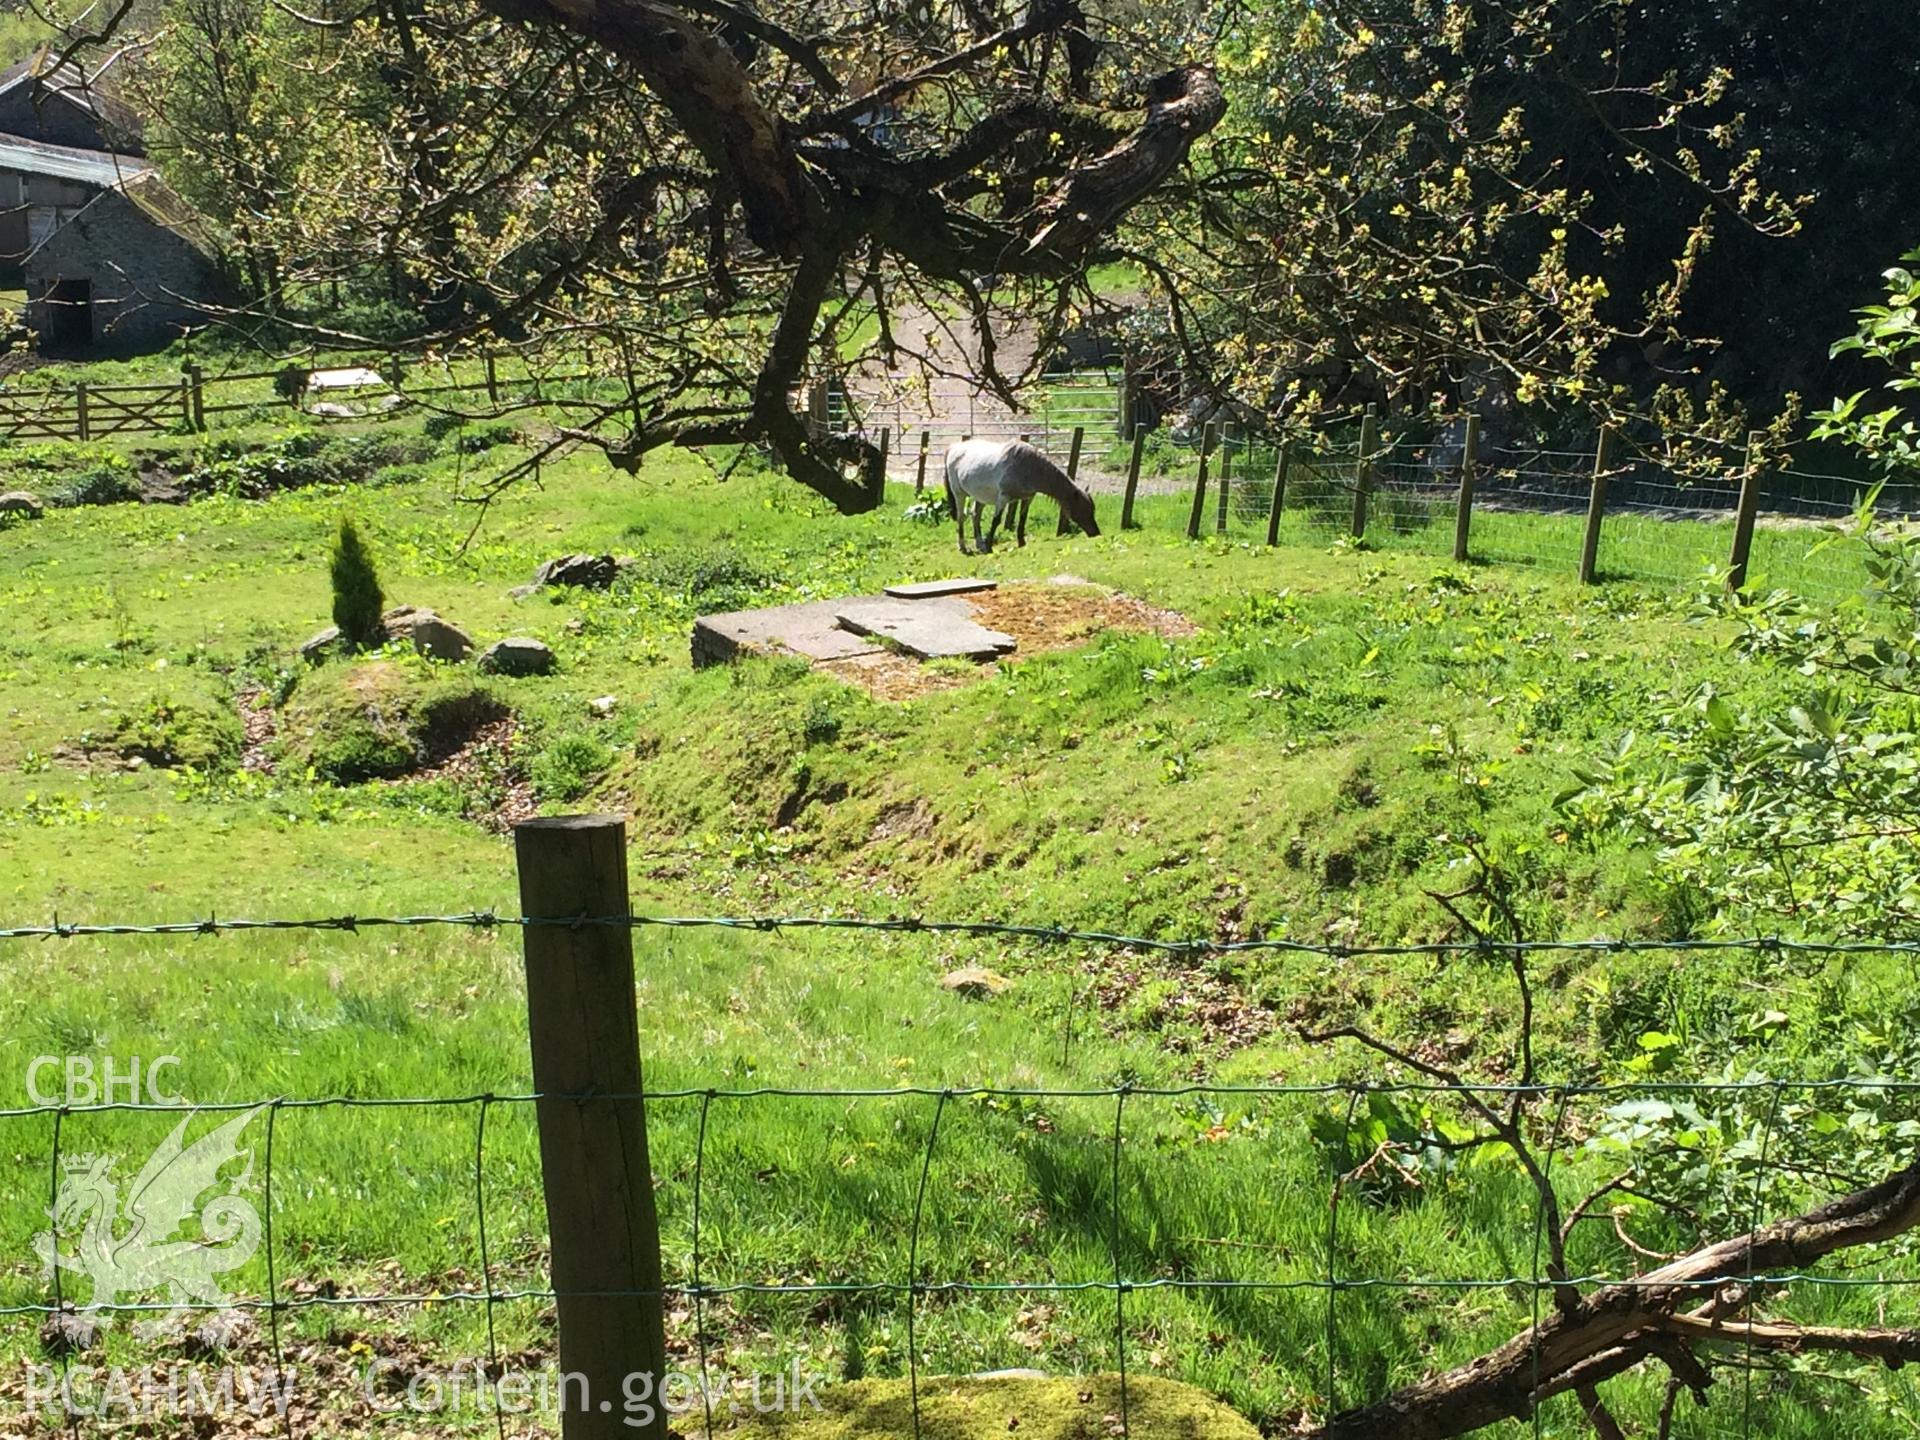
(632, 546, 781, 610)
(55, 461, 138, 508)
(455, 422, 518, 455)
(317, 432, 436, 472)
(273, 366, 309, 407)
(529, 733, 612, 802)
(422, 415, 517, 453)
(801, 697, 842, 746)
(182, 431, 329, 497)
(330, 518, 385, 649)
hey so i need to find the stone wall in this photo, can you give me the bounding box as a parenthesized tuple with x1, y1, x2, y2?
(24, 189, 226, 352)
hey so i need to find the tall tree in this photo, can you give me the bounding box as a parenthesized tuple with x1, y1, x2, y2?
(107, 0, 1227, 510)
(1115, 0, 1808, 438)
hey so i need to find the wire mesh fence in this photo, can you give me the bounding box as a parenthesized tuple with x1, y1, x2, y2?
(5, 908, 1919, 1437)
(864, 385, 1906, 602)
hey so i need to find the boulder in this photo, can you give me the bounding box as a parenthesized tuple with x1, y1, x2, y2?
(381, 605, 474, 662)
(299, 625, 343, 663)
(406, 614, 474, 663)
(528, 552, 618, 591)
(477, 637, 556, 676)
(0, 490, 44, 518)
(940, 966, 1011, 999)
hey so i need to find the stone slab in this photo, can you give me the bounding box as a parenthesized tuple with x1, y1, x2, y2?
(882, 577, 998, 600)
(307, 366, 388, 390)
(833, 596, 1016, 661)
(692, 600, 885, 669)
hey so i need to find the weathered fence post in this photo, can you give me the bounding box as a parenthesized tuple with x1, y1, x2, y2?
(915, 429, 930, 494)
(1727, 430, 1766, 592)
(188, 364, 205, 432)
(1453, 415, 1479, 563)
(1351, 405, 1376, 538)
(1186, 422, 1216, 540)
(872, 426, 889, 508)
(1579, 427, 1615, 585)
(1215, 431, 1232, 534)
(1058, 424, 1085, 534)
(179, 373, 194, 432)
(1266, 441, 1292, 547)
(484, 352, 500, 407)
(74, 383, 89, 442)
(1120, 424, 1146, 530)
(515, 816, 670, 1440)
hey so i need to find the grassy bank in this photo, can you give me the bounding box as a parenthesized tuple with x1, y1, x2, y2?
(0, 444, 1910, 1435)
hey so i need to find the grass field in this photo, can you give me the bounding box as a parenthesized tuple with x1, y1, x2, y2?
(1, 421, 1914, 1436)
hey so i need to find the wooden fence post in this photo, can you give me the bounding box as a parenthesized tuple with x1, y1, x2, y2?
(1266, 441, 1292, 547)
(1350, 405, 1376, 538)
(1453, 414, 1479, 563)
(1186, 422, 1216, 540)
(1057, 424, 1085, 534)
(179, 372, 194, 432)
(1579, 427, 1615, 585)
(873, 426, 889, 508)
(515, 816, 670, 1440)
(915, 429, 930, 494)
(1728, 430, 1766, 592)
(1120, 424, 1145, 530)
(484, 352, 500, 406)
(74, 383, 89, 442)
(1214, 431, 1232, 533)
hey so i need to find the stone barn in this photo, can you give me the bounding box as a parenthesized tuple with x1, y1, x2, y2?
(0, 51, 228, 352)
(17, 161, 227, 351)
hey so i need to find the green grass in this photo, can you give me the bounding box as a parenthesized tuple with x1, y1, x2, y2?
(0, 431, 1913, 1435)
(701, 1375, 1257, 1438)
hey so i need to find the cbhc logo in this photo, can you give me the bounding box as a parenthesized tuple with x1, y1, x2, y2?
(25, 1055, 184, 1106)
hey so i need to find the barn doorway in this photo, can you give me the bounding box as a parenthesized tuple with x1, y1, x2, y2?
(44, 278, 91, 350)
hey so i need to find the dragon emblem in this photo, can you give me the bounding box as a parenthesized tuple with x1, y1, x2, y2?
(35, 1106, 265, 1316)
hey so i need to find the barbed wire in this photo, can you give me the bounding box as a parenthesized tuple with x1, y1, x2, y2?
(6, 908, 1920, 959)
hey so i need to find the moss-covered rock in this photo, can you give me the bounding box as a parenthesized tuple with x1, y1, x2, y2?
(277, 661, 503, 783)
(696, 1375, 1258, 1439)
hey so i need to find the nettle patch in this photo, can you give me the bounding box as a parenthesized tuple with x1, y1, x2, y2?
(59, 690, 244, 773)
